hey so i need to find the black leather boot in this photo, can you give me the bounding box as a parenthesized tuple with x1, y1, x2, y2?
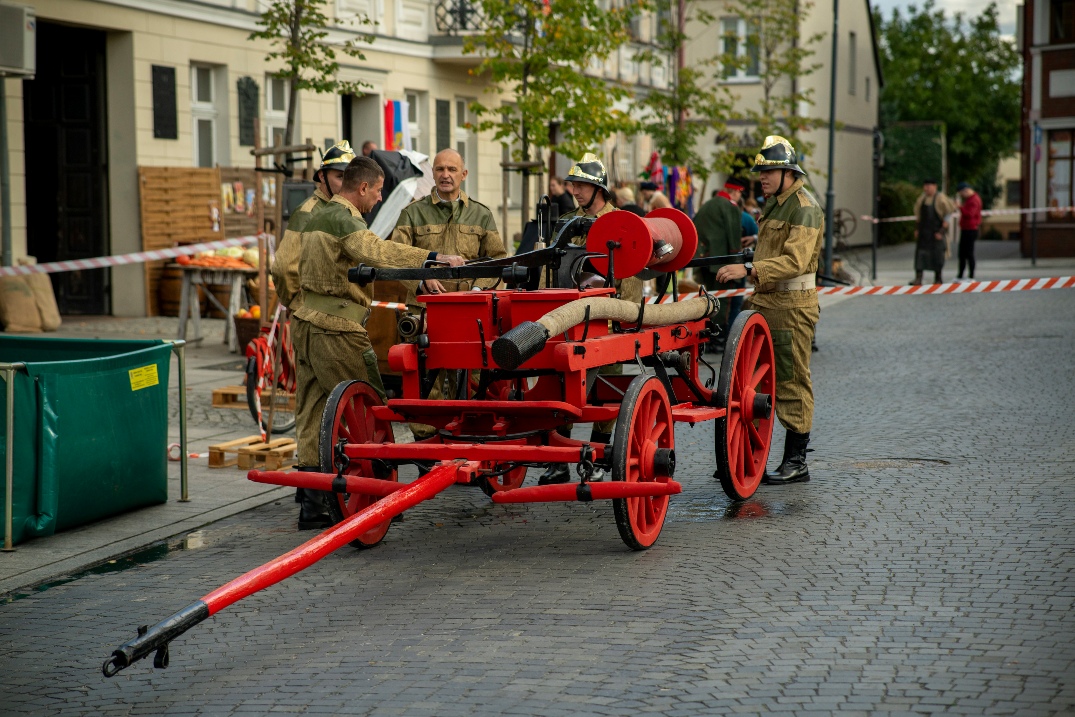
(538, 464, 571, 485)
(297, 488, 332, 530)
(762, 430, 810, 485)
(586, 430, 611, 481)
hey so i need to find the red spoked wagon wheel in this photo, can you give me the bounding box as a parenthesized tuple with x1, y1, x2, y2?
(612, 375, 675, 550)
(714, 310, 775, 500)
(319, 380, 398, 548)
(478, 463, 528, 497)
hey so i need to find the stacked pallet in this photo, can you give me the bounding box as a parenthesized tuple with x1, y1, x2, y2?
(139, 166, 221, 316)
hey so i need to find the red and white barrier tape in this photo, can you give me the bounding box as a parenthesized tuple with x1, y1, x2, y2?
(0, 235, 266, 277)
(861, 206, 1075, 225)
(368, 300, 409, 310)
(648, 276, 1075, 302)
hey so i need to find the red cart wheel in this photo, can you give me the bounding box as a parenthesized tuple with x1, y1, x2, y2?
(612, 375, 675, 550)
(478, 463, 528, 497)
(319, 380, 398, 548)
(714, 310, 775, 500)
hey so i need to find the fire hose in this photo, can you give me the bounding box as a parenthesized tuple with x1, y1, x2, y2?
(492, 294, 719, 371)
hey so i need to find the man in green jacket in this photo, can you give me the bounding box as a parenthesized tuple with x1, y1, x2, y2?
(715, 136, 824, 486)
(291, 157, 465, 528)
(694, 176, 749, 351)
(390, 148, 507, 440)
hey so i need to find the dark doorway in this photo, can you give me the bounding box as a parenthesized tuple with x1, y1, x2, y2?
(23, 23, 110, 315)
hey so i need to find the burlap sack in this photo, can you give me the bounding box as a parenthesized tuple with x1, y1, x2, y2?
(15, 257, 62, 331)
(0, 276, 44, 333)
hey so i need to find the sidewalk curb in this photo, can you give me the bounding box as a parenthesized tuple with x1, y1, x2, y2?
(0, 485, 292, 596)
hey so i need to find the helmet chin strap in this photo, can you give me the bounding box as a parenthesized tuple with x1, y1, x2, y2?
(580, 184, 601, 212)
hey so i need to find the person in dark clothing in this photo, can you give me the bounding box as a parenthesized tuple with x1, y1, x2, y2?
(613, 186, 647, 216)
(694, 177, 750, 351)
(548, 176, 577, 216)
(955, 182, 982, 281)
(911, 179, 956, 285)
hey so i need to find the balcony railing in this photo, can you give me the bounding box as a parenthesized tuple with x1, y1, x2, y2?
(434, 0, 485, 35)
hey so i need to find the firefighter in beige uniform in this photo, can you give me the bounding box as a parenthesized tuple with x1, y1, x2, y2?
(536, 154, 642, 485)
(715, 136, 823, 486)
(272, 140, 355, 312)
(271, 142, 355, 528)
(292, 157, 465, 528)
(389, 148, 507, 440)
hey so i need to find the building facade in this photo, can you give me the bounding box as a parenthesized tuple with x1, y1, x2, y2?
(685, 0, 882, 249)
(1, 0, 667, 316)
(1020, 0, 1075, 257)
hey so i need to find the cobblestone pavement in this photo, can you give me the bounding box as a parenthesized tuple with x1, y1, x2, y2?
(2, 289, 1074, 716)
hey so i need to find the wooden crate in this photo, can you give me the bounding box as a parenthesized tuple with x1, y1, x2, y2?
(208, 435, 264, 468)
(213, 384, 296, 413)
(211, 385, 248, 410)
(237, 438, 296, 471)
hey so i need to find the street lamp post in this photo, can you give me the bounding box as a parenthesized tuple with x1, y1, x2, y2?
(823, 0, 839, 279)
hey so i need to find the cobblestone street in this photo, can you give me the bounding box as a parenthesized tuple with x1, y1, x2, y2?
(1, 287, 1073, 716)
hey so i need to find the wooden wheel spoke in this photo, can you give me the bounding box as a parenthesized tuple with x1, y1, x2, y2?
(746, 420, 763, 451)
(751, 363, 771, 390)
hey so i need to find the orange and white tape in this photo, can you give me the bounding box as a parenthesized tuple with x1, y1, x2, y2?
(0, 235, 266, 277)
(647, 276, 1075, 302)
(861, 206, 1074, 225)
(368, 301, 410, 310)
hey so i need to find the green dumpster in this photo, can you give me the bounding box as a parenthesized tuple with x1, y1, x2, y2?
(1, 336, 173, 546)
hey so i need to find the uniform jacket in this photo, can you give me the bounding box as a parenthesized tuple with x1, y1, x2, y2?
(751, 178, 825, 310)
(294, 195, 435, 333)
(272, 187, 330, 311)
(389, 190, 505, 293)
(563, 202, 642, 304)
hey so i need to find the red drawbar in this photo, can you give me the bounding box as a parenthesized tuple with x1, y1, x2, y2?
(201, 462, 465, 615)
(248, 470, 405, 497)
(490, 480, 682, 504)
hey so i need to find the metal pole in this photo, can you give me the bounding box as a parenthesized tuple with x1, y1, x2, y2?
(871, 130, 881, 281)
(3, 364, 23, 552)
(823, 0, 839, 279)
(1, 84, 12, 267)
(1031, 123, 1038, 267)
(172, 341, 190, 503)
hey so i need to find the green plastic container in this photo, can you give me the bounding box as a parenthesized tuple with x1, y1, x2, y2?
(1, 337, 173, 545)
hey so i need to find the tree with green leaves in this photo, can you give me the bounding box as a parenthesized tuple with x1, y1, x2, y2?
(716, 0, 824, 174)
(635, 0, 731, 182)
(875, 0, 1020, 208)
(463, 0, 640, 221)
(250, 0, 374, 146)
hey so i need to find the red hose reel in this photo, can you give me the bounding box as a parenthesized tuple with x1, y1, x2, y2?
(585, 207, 699, 279)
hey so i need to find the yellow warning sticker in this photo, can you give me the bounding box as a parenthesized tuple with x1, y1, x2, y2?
(129, 364, 159, 391)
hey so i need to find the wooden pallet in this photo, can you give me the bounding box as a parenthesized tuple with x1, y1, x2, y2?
(237, 438, 297, 471)
(211, 385, 296, 412)
(211, 385, 248, 409)
(208, 435, 264, 468)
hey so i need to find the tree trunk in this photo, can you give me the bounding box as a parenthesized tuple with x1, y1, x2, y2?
(283, 1, 303, 147)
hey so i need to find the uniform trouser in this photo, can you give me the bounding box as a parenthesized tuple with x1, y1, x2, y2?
(410, 370, 465, 440)
(292, 318, 386, 467)
(745, 300, 820, 434)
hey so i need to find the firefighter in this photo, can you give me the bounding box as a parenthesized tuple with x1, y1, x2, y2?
(715, 136, 823, 486)
(273, 140, 356, 311)
(271, 141, 355, 527)
(389, 147, 507, 441)
(537, 154, 641, 485)
(291, 157, 465, 528)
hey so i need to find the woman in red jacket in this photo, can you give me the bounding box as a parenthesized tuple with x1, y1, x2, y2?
(956, 182, 983, 281)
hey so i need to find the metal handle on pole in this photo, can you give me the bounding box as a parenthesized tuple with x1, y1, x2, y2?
(3, 364, 24, 552)
(169, 341, 190, 503)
